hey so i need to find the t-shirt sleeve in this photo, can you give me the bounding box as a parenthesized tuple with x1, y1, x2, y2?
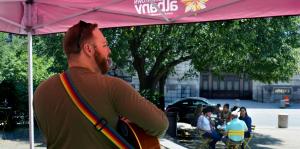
(108, 77, 169, 137)
(242, 121, 248, 131)
(196, 116, 202, 129)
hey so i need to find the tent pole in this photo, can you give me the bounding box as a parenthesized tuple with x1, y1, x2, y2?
(27, 31, 34, 149)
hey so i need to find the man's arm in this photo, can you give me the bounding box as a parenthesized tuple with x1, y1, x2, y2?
(197, 116, 211, 132)
(108, 77, 169, 137)
(196, 116, 202, 129)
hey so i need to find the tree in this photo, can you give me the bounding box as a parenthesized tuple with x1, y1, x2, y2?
(0, 33, 54, 111)
(15, 16, 298, 110)
(33, 34, 67, 73)
(104, 24, 201, 108)
(104, 16, 300, 109)
(191, 17, 300, 83)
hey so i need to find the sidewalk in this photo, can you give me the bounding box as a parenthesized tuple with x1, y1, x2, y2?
(211, 99, 300, 128)
(0, 140, 45, 149)
(250, 127, 300, 149)
(0, 126, 45, 149)
(2, 127, 300, 149)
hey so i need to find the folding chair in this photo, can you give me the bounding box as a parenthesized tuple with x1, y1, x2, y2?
(243, 125, 256, 149)
(226, 130, 244, 149)
(196, 129, 212, 149)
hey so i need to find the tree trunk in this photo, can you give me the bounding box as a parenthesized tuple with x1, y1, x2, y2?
(158, 73, 168, 110)
(138, 76, 160, 105)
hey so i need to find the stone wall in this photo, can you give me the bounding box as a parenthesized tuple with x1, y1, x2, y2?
(253, 75, 300, 103)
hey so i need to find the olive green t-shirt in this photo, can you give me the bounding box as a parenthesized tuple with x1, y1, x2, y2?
(33, 67, 169, 149)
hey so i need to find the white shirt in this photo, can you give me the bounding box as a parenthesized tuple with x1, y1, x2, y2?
(197, 115, 211, 131)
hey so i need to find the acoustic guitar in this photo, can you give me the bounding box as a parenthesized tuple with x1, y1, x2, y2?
(117, 117, 160, 149)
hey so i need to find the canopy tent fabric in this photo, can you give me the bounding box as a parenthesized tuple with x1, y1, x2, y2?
(1, 0, 300, 35)
(0, 0, 300, 149)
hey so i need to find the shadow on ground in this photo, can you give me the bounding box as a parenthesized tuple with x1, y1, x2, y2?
(0, 126, 46, 147)
(248, 132, 283, 149)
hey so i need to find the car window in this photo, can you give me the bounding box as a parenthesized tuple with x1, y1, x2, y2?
(192, 100, 206, 105)
(181, 101, 189, 105)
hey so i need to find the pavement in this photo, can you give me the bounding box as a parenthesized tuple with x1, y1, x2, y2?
(0, 126, 45, 149)
(1, 99, 300, 149)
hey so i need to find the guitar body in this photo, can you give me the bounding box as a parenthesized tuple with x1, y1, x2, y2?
(117, 117, 160, 149)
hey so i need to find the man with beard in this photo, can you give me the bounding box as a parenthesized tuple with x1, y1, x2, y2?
(33, 21, 169, 149)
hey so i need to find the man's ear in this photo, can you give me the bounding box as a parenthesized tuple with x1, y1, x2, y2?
(82, 43, 94, 57)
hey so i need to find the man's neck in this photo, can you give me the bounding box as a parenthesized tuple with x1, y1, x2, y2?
(68, 62, 101, 73)
(67, 54, 100, 73)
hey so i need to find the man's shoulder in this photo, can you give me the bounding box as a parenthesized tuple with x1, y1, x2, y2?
(229, 119, 242, 126)
(226, 121, 233, 127)
(236, 119, 247, 128)
(103, 75, 132, 87)
(35, 74, 60, 93)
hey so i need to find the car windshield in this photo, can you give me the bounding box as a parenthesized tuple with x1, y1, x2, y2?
(168, 97, 213, 106)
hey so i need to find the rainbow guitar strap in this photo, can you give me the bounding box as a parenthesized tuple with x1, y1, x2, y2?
(59, 71, 134, 149)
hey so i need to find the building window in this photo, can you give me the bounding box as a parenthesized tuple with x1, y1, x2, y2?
(167, 84, 177, 90)
(166, 84, 179, 101)
(203, 80, 209, 90)
(181, 85, 191, 98)
(227, 81, 233, 90)
(213, 80, 218, 90)
(244, 81, 249, 91)
(220, 81, 225, 90)
(234, 81, 239, 91)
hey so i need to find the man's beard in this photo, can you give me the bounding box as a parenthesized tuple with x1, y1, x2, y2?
(94, 51, 110, 74)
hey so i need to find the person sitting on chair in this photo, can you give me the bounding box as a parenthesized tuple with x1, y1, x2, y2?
(213, 104, 222, 119)
(224, 109, 248, 146)
(197, 106, 222, 149)
(220, 103, 231, 123)
(192, 104, 203, 127)
(239, 107, 252, 138)
(239, 106, 252, 148)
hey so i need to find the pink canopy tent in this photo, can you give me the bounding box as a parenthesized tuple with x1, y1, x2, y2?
(0, 0, 300, 148)
(1, 0, 300, 34)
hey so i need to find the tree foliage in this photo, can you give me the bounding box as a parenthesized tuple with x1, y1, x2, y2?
(0, 33, 54, 110)
(191, 17, 300, 83)
(103, 16, 300, 107)
(103, 24, 202, 108)
(1, 16, 298, 111)
(33, 34, 67, 73)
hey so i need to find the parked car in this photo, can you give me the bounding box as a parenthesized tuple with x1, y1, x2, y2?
(166, 97, 215, 124)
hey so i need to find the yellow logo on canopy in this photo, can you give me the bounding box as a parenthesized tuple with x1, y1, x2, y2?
(181, 0, 208, 12)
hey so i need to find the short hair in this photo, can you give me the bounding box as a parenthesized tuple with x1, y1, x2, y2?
(63, 20, 98, 58)
(203, 106, 214, 114)
(239, 106, 247, 112)
(239, 106, 248, 116)
(231, 106, 239, 112)
(223, 103, 229, 109)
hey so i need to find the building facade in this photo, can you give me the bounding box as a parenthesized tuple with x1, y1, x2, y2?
(253, 75, 300, 103)
(199, 73, 252, 99)
(121, 62, 300, 103)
